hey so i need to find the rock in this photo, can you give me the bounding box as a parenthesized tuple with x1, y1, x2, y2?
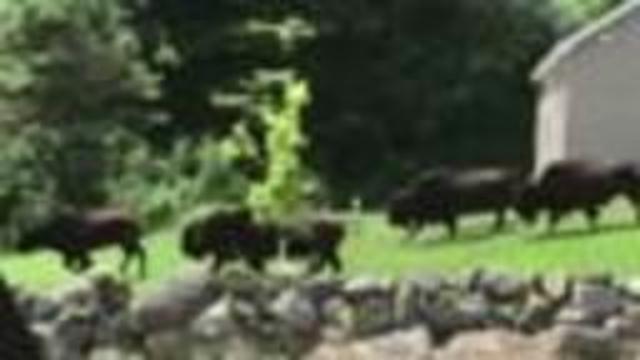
(298, 278, 344, 317)
(470, 271, 528, 304)
(17, 291, 62, 324)
(456, 294, 495, 325)
(436, 326, 624, 360)
(412, 295, 490, 345)
(398, 275, 450, 327)
(188, 296, 244, 359)
(142, 330, 194, 360)
(622, 278, 640, 301)
(559, 283, 624, 326)
(43, 307, 99, 360)
(129, 269, 224, 334)
(342, 277, 395, 299)
(435, 330, 538, 360)
(319, 297, 352, 341)
(516, 296, 561, 333)
(536, 325, 622, 360)
(270, 288, 320, 333)
(405, 274, 448, 300)
(190, 295, 280, 360)
(306, 326, 433, 360)
(24, 272, 640, 359)
(606, 305, 640, 338)
(32, 274, 132, 359)
(299, 278, 344, 302)
(341, 277, 397, 336)
(190, 295, 240, 343)
(267, 288, 324, 355)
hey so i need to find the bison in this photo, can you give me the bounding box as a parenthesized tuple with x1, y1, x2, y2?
(181, 208, 279, 272)
(181, 207, 345, 274)
(515, 160, 640, 231)
(279, 218, 345, 273)
(16, 209, 146, 278)
(388, 167, 524, 237)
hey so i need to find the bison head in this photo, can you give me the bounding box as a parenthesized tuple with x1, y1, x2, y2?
(514, 183, 541, 224)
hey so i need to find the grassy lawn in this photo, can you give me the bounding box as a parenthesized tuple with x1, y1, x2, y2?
(3, 200, 640, 293)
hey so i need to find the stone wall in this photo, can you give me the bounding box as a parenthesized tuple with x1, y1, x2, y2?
(13, 268, 640, 359)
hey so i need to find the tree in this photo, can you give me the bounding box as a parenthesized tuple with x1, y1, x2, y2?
(0, 0, 160, 209)
(123, 0, 624, 206)
(294, 0, 558, 204)
(245, 71, 320, 219)
(128, 0, 299, 143)
(553, 0, 623, 29)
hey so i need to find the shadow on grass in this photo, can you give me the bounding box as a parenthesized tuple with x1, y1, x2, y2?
(399, 220, 640, 250)
(529, 221, 640, 242)
(400, 222, 519, 249)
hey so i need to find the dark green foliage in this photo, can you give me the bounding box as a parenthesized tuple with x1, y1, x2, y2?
(294, 0, 559, 204)
(0, 0, 251, 232)
(0, 0, 626, 243)
(553, 0, 624, 29)
(128, 0, 300, 141)
(127, 0, 618, 205)
(0, 0, 161, 211)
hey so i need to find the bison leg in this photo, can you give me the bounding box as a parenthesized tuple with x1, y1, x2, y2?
(131, 245, 147, 279)
(137, 247, 147, 279)
(306, 257, 323, 275)
(631, 197, 640, 223)
(211, 256, 227, 273)
(62, 253, 78, 272)
(584, 207, 601, 231)
(119, 252, 131, 275)
(77, 253, 93, 272)
(493, 209, 507, 232)
(326, 252, 343, 273)
(444, 217, 458, 238)
(547, 210, 563, 234)
(120, 243, 147, 279)
(403, 222, 421, 241)
(247, 257, 267, 273)
(306, 253, 342, 275)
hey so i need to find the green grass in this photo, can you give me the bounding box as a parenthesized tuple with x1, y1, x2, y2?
(3, 200, 640, 293)
(346, 203, 640, 279)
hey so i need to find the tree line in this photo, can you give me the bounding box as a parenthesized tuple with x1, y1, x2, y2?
(0, 0, 623, 239)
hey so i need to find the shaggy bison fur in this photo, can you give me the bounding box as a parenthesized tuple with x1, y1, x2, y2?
(388, 167, 524, 237)
(16, 209, 146, 278)
(181, 207, 345, 274)
(279, 219, 345, 273)
(515, 160, 640, 231)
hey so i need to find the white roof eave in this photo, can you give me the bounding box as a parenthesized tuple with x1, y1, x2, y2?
(532, 0, 640, 82)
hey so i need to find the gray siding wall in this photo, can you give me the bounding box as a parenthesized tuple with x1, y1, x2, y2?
(535, 78, 568, 176)
(535, 9, 640, 173)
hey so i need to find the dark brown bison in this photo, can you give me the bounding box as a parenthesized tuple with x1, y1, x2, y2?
(279, 218, 345, 273)
(16, 209, 146, 278)
(515, 160, 640, 231)
(388, 167, 524, 237)
(181, 207, 345, 274)
(181, 208, 279, 272)
(0, 276, 43, 360)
